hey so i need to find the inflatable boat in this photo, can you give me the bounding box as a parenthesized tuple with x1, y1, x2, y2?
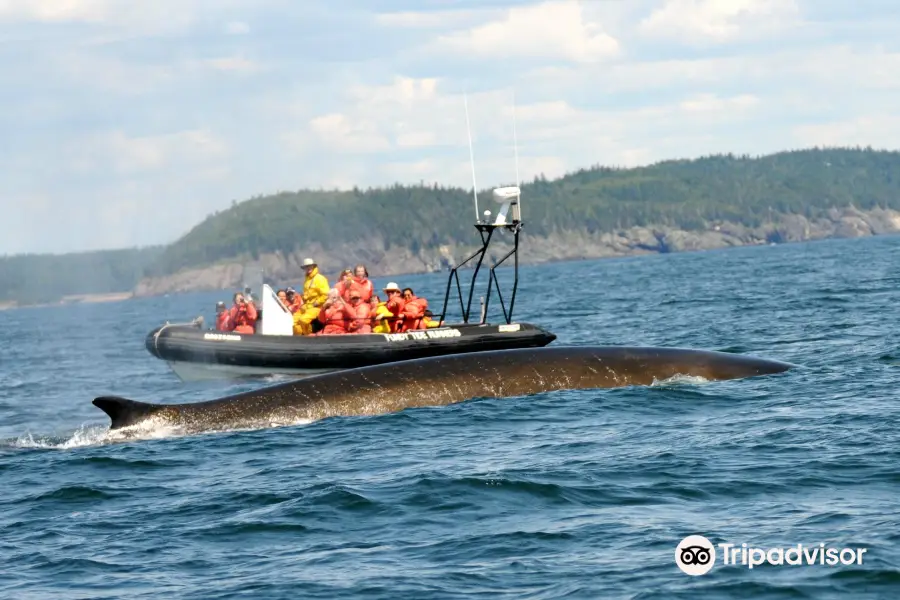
(144, 184, 557, 381)
(146, 317, 556, 381)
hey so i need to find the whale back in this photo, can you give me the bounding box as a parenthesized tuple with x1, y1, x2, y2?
(93, 346, 795, 433)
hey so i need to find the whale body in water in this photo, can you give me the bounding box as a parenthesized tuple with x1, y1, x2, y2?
(93, 345, 795, 436)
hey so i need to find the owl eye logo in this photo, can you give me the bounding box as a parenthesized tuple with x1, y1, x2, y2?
(675, 535, 716, 575)
(680, 545, 712, 565)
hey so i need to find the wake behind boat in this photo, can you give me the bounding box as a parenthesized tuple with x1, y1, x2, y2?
(145, 184, 557, 381)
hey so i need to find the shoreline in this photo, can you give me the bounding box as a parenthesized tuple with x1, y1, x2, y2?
(130, 206, 900, 298)
(0, 292, 134, 312)
(4, 229, 899, 311)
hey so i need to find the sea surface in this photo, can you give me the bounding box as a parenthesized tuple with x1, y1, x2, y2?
(2, 235, 900, 599)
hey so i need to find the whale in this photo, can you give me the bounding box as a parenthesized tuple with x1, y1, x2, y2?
(93, 345, 795, 436)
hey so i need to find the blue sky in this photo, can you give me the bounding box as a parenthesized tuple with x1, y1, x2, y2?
(3, 0, 899, 255)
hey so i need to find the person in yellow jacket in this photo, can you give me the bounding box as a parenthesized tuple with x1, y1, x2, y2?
(420, 310, 443, 328)
(293, 258, 330, 335)
(370, 295, 395, 334)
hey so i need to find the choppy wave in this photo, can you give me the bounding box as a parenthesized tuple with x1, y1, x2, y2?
(2, 236, 900, 598)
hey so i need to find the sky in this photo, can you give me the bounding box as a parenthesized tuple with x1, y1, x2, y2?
(2, 0, 900, 256)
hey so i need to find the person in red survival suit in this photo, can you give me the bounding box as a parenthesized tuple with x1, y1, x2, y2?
(344, 291, 372, 334)
(316, 289, 349, 335)
(339, 264, 374, 303)
(397, 287, 428, 332)
(285, 287, 303, 313)
(229, 291, 258, 334)
(215, 301, 233, 331)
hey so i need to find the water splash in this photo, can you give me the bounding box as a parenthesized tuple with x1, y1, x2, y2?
(6, 413, 319, 450)
(10, 424, 113, 450)
(649, 374, 710, 387)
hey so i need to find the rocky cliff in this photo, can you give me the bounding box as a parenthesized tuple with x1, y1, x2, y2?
(132, 206, 900, 297)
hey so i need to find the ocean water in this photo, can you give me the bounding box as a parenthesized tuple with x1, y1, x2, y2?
(2, 235, 899, 599)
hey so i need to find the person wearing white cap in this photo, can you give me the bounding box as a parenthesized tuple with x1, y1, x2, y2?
(292, 257, 330, 335)
(373, 281, 406, 333)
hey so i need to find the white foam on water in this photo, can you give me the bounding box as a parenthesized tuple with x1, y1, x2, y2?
(105, 415, 187, 442)
(103, 413, 318, 443)
(8, 416, 187, 450)
(650, 374, 711, 387)
(12, 424, 111, 450)
(6, 413, 320, 451)
(124, 414, 319, 441)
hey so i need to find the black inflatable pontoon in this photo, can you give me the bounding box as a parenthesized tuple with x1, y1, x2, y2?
(144, 184, 557, 381)
(146, 321, 556, 381)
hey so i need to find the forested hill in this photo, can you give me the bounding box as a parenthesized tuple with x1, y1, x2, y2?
(4, 146, 900, 306)
(141, 147, 900, 283)
(0, 246, 164, 307)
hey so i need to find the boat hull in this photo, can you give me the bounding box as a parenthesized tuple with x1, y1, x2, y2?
(146, 322, 557, 381)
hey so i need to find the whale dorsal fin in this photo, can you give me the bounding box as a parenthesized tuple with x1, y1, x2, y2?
(93, 396, 162, 430)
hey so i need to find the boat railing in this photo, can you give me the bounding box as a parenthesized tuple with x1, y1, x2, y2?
(436, 185, 522, 326)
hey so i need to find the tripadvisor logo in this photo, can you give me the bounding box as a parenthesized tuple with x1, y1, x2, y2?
(675, 535, 868, 575)
(675, 535, 716, 576)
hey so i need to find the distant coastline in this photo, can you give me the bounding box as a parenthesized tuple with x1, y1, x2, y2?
(2, 215, 898, 312)
(3, 226, 900, 312)
(131, 205, 900, 298)
(5, 147, 900, 309)
(0, 292, 134, 311)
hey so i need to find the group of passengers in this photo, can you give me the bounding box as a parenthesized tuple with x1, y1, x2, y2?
(214, 258, 442, 336)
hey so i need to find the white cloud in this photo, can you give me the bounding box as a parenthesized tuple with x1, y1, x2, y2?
(509, 100, 580, 122)
(69, 129, 230, 176)
(679, 93, 759, 112)
(294, 76, 467, 156)
(375, 9, 495, 30)
(785, 45, 900, 91)
(516, 43, 900, 106)
(639, 0, 802, 44)
(307, 114, 392, 154)
(396, 131, 437, 148)
(2, 0, 900, 255)
(501, 93, 763, 153)
(53, 52, 179, 95)
(380, 158, 440, 181)
(0, 0, 202, 35)
(201, 56, 261, 73)
(432, 0, 620, 63)
(348, 76, 440, 106)
(292, 77, 515, 159)
(0, 0, 268, 40)
(793, 115, 900, 149)
(50, 50, 265, 97)
(0, 0, 110, 23)
(224, 20, 249, 35)
(289, 73, 766, 194)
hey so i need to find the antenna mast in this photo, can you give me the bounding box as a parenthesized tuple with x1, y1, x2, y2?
(437, 90, 526, 325)
(512, 89, 521, 221)
(464, 91, 479, 222)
